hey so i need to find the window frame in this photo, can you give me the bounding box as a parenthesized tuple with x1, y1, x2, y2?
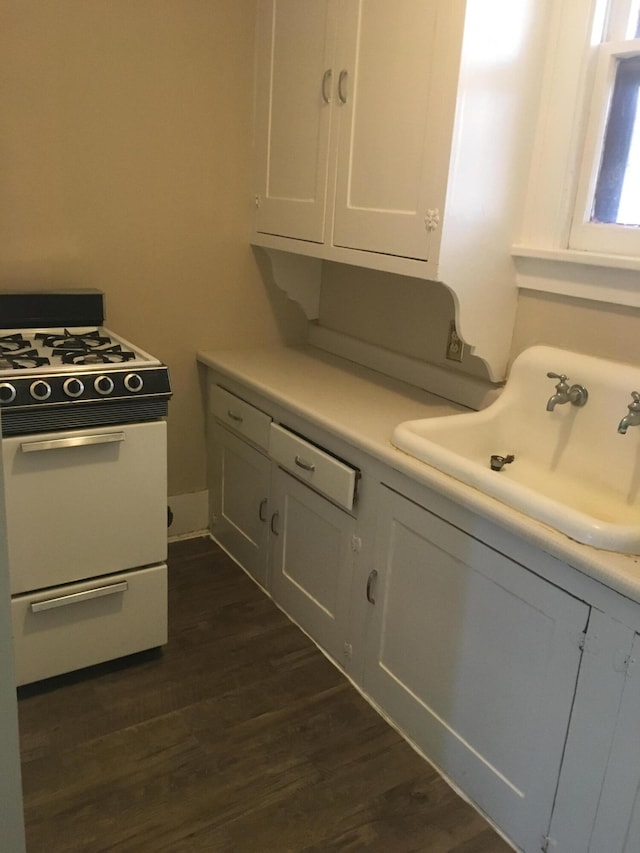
(512, 0, 640, 308)
(569, 38, 640, 256)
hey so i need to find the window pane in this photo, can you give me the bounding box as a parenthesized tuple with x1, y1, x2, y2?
(592, 54, 640, 225)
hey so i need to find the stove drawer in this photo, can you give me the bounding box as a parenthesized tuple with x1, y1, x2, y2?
(210, 385, 272, 450)
(11, 563, 167, 686)
(4, 421, 167, 595)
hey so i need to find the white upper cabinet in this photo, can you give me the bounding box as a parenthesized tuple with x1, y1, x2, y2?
(254, 0, 460, 262)
(252, 0, 552, 380)
(253, 0, 336, 243)
(331, 0, 458, 261)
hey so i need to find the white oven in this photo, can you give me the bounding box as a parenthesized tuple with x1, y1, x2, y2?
(0, 290, 171, 685)
(5, 422, 166, 594)
(7, 420, 169, 686)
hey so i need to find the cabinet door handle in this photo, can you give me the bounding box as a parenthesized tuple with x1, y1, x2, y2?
(366, 569, 378, 604)
(338, 69, 348, 104)
(270, 511, 280, 536)
(294, 455, 316, 473)
(259, 498, 268, 522)
(321, 68, 332, 104)
(227, 410, 243, 423)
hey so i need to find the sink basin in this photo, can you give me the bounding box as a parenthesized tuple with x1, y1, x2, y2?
(392, 346, 640, 553)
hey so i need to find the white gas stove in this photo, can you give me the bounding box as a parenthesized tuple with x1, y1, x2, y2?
(3, 291, 170, 686)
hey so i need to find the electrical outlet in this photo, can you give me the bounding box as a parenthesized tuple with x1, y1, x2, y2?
(445, 321, 464, 362)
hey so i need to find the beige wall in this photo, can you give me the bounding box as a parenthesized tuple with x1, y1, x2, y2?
(0, 0, 306, 496)
(319, 263, 640, 380)
(318, 262, 489, 379)
(511, 290, 640, 365)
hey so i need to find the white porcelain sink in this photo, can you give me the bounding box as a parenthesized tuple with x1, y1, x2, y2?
(392, 346, 640, 553)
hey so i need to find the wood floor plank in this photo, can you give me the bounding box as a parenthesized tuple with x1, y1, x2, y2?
(18, 536, 513, 852)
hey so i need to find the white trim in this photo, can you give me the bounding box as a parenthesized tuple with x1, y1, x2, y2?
(263, 249, 322, 319)
(514, 249, 640, 307)
(514, 0, 640, 299)
(569, 39, 640, 256)
(513, 244, 640, 272)
(308, 325, 501, 411)
(168, 490, 209, 540)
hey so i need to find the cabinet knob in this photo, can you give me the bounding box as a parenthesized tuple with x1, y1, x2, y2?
(322, 68, 332, 104)
(366, 569, 378, 604)
(338, 69, 348, 104)
(259, 498, 268, 522)
(424, 209, 440, 232)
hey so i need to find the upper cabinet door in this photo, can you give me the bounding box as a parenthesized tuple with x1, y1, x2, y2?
(254, 0, 337, 243)
(332, 0, 463, 261)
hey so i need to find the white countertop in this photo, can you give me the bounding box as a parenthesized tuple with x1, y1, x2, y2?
(197, 344, 640, 606)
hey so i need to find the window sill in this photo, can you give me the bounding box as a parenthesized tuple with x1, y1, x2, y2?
(511, 244, 640, 308)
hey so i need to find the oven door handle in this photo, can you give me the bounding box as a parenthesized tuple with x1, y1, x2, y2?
(30, 581, 128, 613)
(20, 431, 126, 453)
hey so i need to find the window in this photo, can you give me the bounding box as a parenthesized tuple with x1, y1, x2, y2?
(570, 1, 640, 255)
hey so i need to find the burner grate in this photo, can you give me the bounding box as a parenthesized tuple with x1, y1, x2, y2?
(35, 329, 112, 350)
(58, 347, 137, 365)
(0, 350, 51, 370)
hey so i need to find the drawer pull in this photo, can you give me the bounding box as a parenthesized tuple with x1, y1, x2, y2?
(366, 570, 378, 605)
(321, 68, 332, 104)
(21, 432, 125, 453)
(227, 410, 243, 423)
(31, 581, 128, 613)
(294, 455, 316, 473)
(259, 498, 268, 522)
(338, 69, 348, 104)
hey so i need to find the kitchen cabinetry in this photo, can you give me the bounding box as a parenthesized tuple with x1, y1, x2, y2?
(587, 631, 640, 853)
(208, 385, 272, 588)
(365, 485, 588, 853)
(252, 0, 553, 380)
(208, 383, 360, 665)
(201, 351, 640, 853)
(254, 0, 460, 261)
(270, 466, 356, 664)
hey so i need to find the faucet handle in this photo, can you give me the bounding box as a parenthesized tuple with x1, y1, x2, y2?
(629, 391, 640, 411)
(547, 372, 569, 388)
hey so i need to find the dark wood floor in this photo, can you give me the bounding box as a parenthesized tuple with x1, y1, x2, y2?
(17, 536, 512, 852)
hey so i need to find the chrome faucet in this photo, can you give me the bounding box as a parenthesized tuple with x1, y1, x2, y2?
(546, 372, 589, 411)
(618, 391, 640, 434)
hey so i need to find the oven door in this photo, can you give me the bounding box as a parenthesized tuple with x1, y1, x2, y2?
(3, 420, 167, 595)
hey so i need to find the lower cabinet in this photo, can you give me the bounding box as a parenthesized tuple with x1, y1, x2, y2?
(270, 466, 356, 665)
(205, 373, 640, 853)
(208, 420, 271, 588)
(587, 631, 640, 853)
(365, 486, 589, 853)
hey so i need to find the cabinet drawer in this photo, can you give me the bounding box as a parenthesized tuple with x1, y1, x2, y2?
(269, 423, 358, 511)
(12, 564, 167, 686)
(210, 385, 272, 450)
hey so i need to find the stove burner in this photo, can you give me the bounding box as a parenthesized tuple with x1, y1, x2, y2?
(0, 333, 34, 355)
(35, 329, 113, 350)
(0, 350, 51, 370)
(59, 345, 137, 365)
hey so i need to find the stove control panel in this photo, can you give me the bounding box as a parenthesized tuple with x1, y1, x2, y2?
(0, 366, 171, 411)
